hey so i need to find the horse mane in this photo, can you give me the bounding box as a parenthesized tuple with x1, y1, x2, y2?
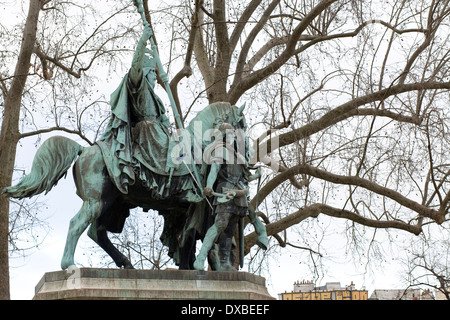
(186, 102, 233, 133)
(183, 102, 251, 171)
(185, 102, 246, 141)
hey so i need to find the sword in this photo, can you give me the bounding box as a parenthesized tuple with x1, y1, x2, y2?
(239, 216, 244, 268)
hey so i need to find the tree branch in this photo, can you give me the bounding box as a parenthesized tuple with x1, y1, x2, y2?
(229, 11, 429, 103)
(19, 127, 93, 145)
(317, 203, 422, 235)
(229, 0, 338, 103)
(251, 163, 445, 223)
(231, 0, 281, 90)
(275, 81, 450, 150)
(170, 0, 203, 122)
(229, 0, 263, 51)
(193, 4, 214, 93)
(245, 202, 423, 254)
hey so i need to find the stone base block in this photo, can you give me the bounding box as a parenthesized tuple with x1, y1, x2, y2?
(33, 268, 275, 300)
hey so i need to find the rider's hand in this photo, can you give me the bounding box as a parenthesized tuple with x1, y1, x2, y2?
(139, 25, 153, 46)
(204, 187, 213, 197)
(159, 72, 168, 84)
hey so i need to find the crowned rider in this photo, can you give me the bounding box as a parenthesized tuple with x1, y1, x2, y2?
(98, 25, 174, 194)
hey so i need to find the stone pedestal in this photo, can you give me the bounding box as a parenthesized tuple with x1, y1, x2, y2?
(33, 268, 275, 300)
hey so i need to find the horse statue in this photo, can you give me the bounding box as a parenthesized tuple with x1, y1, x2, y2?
(2, 101, 267, 270)
(2, 18, 268, 271)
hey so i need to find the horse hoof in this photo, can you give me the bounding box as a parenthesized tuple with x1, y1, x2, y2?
(61, 260, 76, 270)
(121, 260, 134, 269)
(193, 260, 205, 271)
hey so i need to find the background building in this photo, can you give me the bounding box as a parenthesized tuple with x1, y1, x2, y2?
(369, 289, 421, 300)
(434, 288, 450, 300)
(370, 288, 438, 300)
(279, 280, 368, 300)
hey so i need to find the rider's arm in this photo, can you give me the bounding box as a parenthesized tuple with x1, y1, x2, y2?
(248, 167, 261, 182)
(204, 162, 220, 197)
(129, 26, 152, 87)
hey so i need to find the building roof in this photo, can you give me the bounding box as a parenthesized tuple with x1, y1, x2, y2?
(369, 289, 421, 300)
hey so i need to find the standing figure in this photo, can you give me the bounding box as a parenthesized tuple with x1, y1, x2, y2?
(194, 123, 268, 271)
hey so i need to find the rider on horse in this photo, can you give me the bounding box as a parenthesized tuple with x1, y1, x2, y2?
(97, 25, 180, 197)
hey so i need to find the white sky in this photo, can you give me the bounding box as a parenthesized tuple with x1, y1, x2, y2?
(8, 138, 407, 299)
(4, 0, 429, 300)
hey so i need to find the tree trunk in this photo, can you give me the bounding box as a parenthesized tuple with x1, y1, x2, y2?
(0, 0, 42, 300)
(208, 0, 231, 103)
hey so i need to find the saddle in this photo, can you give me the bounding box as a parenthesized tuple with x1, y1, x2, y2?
(97, 120, 198, 200)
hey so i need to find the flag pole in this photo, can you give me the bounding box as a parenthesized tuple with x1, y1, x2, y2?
(133, 0, 184, 129)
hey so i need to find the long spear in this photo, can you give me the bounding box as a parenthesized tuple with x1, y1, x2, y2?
(133, 0, 184, 130)
(133, 0, 205, 197)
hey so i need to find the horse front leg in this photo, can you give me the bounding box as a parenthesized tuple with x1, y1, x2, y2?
(61, 200, 101, 270)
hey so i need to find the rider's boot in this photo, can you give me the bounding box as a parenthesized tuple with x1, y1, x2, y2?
(219, 237, 236, 271)
(194, 225, 219, 270)
(208, 244, 220, 271)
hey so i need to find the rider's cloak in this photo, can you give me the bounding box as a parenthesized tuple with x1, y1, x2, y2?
(97, 71, 171, 194)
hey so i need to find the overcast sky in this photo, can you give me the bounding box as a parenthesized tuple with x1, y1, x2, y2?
(4, 0, 424, 300)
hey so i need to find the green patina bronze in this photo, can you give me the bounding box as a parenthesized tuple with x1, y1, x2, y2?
(2, 2, 268, 272)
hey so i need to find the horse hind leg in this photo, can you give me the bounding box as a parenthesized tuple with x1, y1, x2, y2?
(87, 220, 134, 269)
(178, 229, 196, 270)
(61, 200, 101, 270)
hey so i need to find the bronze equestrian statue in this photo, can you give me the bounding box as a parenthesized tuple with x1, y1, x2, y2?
(2, 11, 268, 272)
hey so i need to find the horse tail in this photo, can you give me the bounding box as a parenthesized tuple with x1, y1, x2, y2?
(2, 136, 84, 199)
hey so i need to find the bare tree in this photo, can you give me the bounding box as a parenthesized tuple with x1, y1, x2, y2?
(2, 0, 450, 299)
(8, 198, 50, 259)
(403, 233, 450, 300)
(0, 0, 139, 299)
(157, 0, 450, 275)
(104, 210, 173, 270)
